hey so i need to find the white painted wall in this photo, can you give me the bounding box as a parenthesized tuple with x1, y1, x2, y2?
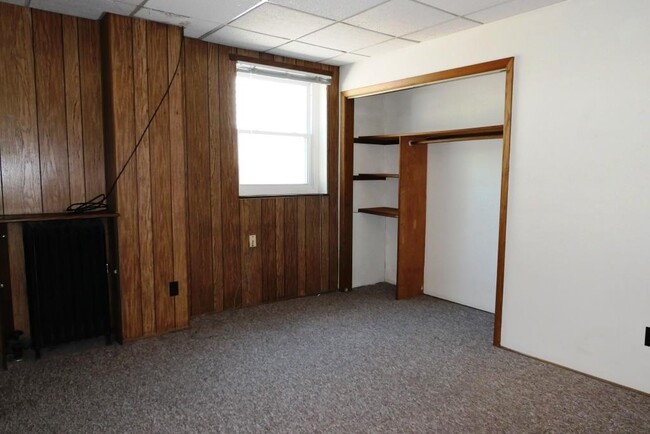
(341, 0, 650, 394)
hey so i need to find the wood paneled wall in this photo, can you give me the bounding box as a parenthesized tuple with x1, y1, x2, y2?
(184, 41, 339, 316)
(0, 3, 105, 215)
(102, 14, 189, 340)
(0, 3, 106, 337)
(1, 3, 339, 341)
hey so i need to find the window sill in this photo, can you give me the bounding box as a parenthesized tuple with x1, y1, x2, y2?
(238, 193, 328, 199)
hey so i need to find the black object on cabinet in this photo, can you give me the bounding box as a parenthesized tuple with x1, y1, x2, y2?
(23, 219, 111, 358)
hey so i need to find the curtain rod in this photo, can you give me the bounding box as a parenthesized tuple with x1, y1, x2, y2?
(229, 54, 335, 76)
(236, 61, 332, 85)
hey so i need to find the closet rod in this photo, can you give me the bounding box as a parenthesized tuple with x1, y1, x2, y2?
(408, 125, 504, 146)
(409, 134, 504, 146)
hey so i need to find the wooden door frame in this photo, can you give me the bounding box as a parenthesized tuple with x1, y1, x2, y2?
(339, 57, 515, 347)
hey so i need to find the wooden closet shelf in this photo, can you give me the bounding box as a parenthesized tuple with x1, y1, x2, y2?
(354, 135, 401, 145)
(358, 207, 399, 218)
(353, 173, 399, 181)
(355, 125, 504, 145)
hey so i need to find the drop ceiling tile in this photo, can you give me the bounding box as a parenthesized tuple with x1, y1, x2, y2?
(299, 23, 392, 53)
(344, 0, 454, 37)
(323, 53, 369, 66)
(135, 7, 220, 38)
(268, 41, 343, 62)
(268, 0, 387, 21)
(416, 0, 508, 16)
(182, 22, 222, 39)
(29, 0, 137, 20)
(205, 26, 289, 51)
(467, 0, 566, 23)
(353, 38, 417, 57)
(404, 18, 480, 42)
(230, 3, 334, 40)
(144, 0, 260, 25)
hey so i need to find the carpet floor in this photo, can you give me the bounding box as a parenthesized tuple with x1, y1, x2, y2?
(0, 283, 648, 433)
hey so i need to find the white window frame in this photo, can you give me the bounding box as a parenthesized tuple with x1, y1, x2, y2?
(236, 64, 328, 197)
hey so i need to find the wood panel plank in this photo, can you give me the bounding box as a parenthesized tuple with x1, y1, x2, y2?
(261, 199, 276, 303)
(339, 96, 354, 291)
(78, 18, 105, 200)
(185, 39, 213, 316)
(0, 224, 14, 344)
(284, 198, 298, 299)
(102, 14, 142, 339)
(275, 198, 285, 300)
(132, 18, 155, 336)
(208, 44, 224, 313)
(235, 48, 260, 59)
(328, 68, 340, 291)
(62, 16, 85, 205)
(218, 45, 241, 309)
(147, 21, 175, 332)
(7, 224, 29, 337)
(168, 27, 189, 329)
(297, 196, 306, 297)
(100, 17, 119, 341)
(396, 135, 427, 299)
(305, 196, 321, 295)
(240, 199, 262, 306)
(320, 196, 330, 292)
(33, 10, 70, 213)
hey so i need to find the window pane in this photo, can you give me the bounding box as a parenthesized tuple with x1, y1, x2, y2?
(236, 75, 308, 134)
(238, 133, 308, 185)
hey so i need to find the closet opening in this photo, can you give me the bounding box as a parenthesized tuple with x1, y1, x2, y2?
(339, 58, 514, 346)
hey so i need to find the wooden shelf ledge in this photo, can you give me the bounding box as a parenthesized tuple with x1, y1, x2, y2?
(353, 173, 399, 181)
(354, 135, 401, 145)
(354, 125, 503, 145)
(358, 207, 399, 218)
(0, 211, 118, 224)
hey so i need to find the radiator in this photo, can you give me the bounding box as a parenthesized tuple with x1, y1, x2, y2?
(23, 219, 111, 357)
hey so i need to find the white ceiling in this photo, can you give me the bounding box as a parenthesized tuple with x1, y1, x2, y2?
(12, 0, 567, 65)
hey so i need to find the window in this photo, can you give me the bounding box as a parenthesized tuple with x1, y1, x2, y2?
(236, 62, 329, 196)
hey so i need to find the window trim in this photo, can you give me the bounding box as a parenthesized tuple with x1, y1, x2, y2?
(236, 68, 328, 197)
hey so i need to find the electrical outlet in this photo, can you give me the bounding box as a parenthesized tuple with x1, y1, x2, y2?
(645, 327, 650, 347)
(169, 281, 179, 297)
(249, 234, 257, 248)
